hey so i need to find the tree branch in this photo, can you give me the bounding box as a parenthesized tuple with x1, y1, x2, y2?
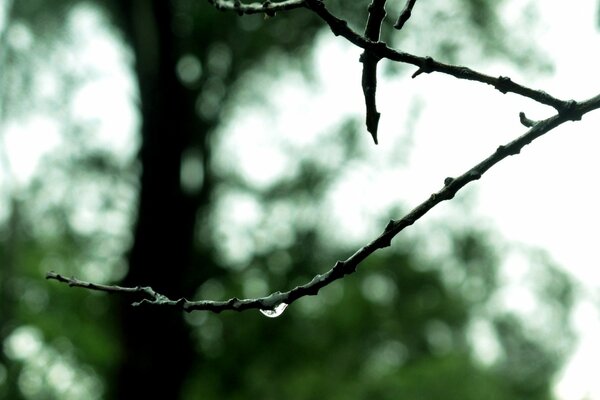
(50, 1, 600, 315)
(361, 0, 387, 144)
(47, 94, 600, 314)
(394, 0, 417, 30)
(207, 0, 304, 16)
(207, 0, 573, 113)
(302, 0, 569, 111)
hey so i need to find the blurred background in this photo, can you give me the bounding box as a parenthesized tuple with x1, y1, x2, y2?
(1, 0, 599, 398)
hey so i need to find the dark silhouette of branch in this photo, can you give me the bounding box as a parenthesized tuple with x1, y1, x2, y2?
(207, 0, 304, 16)
(207, 1, 571, 112)
(47, 1, 600, 314)
(46, 93, 600, 314)
(361, 0, 387, 144)
(301, 0, 569, 110)
(394, 0, 417, 30)
(519, 111, 537, 128)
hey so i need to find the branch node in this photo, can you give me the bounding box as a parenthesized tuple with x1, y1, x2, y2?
(444, 177, 455, 186)
(559, 100, 582, 121)
(468, 170, 482, 180)
(384, 219, 396, 232)
(379, 219, 397, 247)
(330, 19, 348, 37)
(333, 260, 345, 271)
(495, 76, 512, 94)
(412, 57, 434, 78)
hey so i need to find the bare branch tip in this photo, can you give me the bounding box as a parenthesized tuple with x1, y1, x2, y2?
(519, 112, 537, 127)
(394, 0, 417, 30)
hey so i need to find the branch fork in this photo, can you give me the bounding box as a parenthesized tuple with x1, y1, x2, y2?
(46, 1, 600, 315)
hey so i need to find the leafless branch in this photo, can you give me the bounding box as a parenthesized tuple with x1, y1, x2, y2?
(49, 1, 600, 314)
(361, 0, 387, 144)
(394, 0, 417, 30)
(302, 0, 569, 111)
(207, 0, 304, 16)
(47, 93, 600, 313)
(207, 0, 570, 111)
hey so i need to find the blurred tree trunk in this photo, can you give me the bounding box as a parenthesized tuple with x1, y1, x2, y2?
(109, 1, 212, 397)
(0, 198, 23, 400)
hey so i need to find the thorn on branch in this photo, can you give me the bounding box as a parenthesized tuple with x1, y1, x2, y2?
(412, 57, 434, 78)
(519, 112, 537, 127)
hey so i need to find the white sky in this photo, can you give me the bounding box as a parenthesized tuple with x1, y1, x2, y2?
(1, 0, 600, 398)
(222, 2, 600, 398)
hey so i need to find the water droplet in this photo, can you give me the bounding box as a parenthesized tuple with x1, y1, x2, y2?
(259, 302, 288, 318)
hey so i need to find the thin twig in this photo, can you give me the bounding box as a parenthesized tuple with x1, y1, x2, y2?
(302, 0, 569, 111)
(361, 0, 387, 144)
(47, 94, 600, 314)
(394, 0, 417, 30)
(46, 271, 160, 297)
(208, 0, 570, 111)
(54, 1, 600, 313)
(207, 0, 304, 16)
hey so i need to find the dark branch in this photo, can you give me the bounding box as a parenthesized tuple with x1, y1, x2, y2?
(303, 0, 568, 110)
(47, 94, 600, 314)
(519, 111, 537, 127)
(51, 0, 600, 315)
(209, 0, 570, 111)
(361, 0, 387, 144)
(394, 0, 417, 30)
(207, 0, 304, 16)
(46, 271, 160, 296)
